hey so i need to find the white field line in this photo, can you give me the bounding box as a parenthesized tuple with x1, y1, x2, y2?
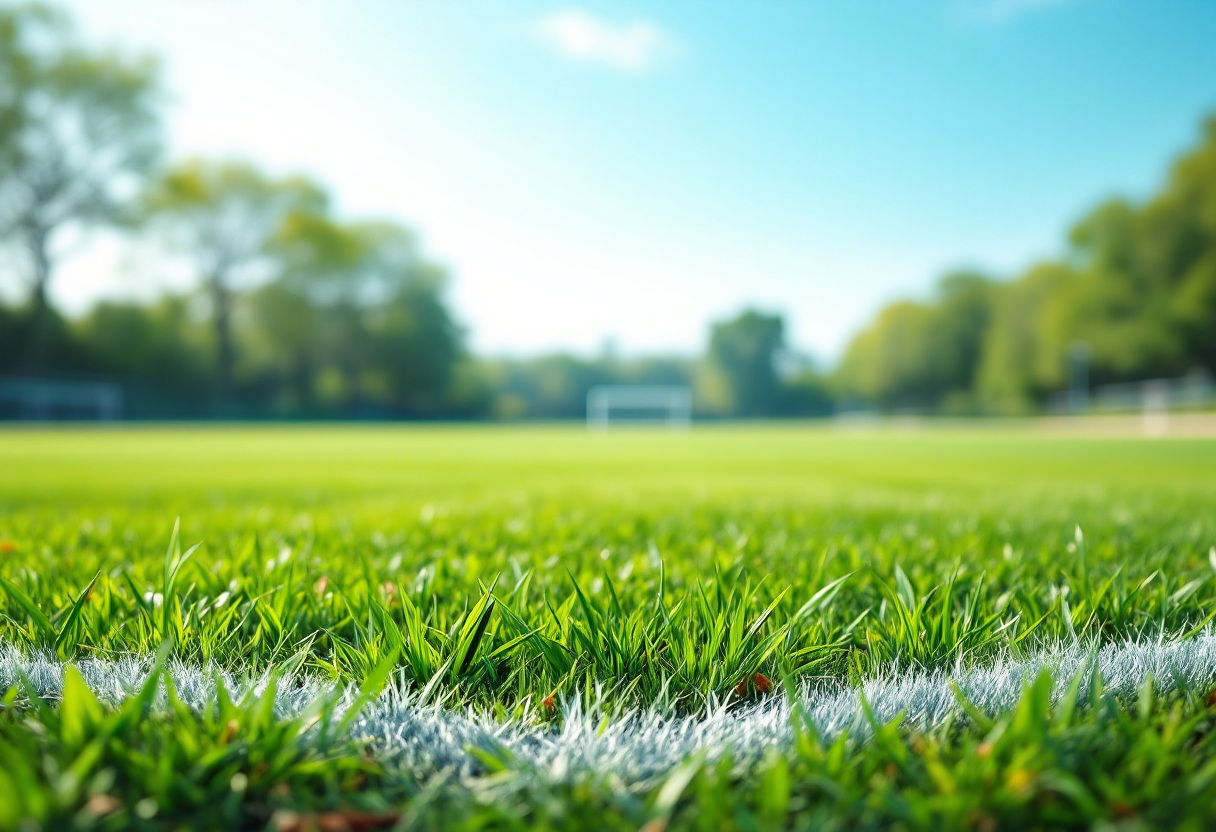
(4, 635, 1216, 785)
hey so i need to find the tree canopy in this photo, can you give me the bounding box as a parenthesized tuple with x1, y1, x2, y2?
(835, 116, 1216, 414)
(0, 4, 161, 366)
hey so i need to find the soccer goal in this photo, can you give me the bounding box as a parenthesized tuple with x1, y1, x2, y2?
(586, 385, 692, 430)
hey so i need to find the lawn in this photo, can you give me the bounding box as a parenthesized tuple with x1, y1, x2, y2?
(1, 424, 1216, 831)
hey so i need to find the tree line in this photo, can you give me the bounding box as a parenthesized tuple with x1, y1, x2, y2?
(0, 5, 473, 418)
(1, 3, 1213, 419)
(0, 3, 835, 420)
(835, 116, 1216, 414)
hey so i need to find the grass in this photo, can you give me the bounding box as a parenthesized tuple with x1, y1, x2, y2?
(1, 424, 1215, 830)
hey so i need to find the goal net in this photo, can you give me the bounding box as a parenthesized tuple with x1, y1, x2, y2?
(586, 385, 692, 430)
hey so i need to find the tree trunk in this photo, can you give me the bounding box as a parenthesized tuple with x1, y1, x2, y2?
(293, 352, 313, 411)
(210, 273, 233, 401)
(343, 358, 360, 417)
(23, 226, 52, 372)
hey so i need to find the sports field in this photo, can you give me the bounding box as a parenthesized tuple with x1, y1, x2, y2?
(2, 425, 1216, 830)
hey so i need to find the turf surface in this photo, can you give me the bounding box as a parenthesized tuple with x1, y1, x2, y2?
(1, 424, 1216, 830)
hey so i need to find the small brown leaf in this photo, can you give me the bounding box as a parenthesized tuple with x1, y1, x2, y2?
(273, 810, 402, 832)
(735, 673, 773, 698)
(84, 794, 121, 817)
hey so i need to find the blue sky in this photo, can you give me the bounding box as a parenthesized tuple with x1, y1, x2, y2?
(51, 0, 1216, 361)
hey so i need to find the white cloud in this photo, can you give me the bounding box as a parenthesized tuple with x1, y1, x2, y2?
(535, 9, 671, 72)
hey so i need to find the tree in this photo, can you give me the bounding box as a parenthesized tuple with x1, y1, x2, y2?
(271, 212, 385, 413)
(0, 6, 42, 171)
(76, 296, 211, 414)
(975, 262, 1075, 412)
(141, 160, 326, 399)
(262, 212, 464, 415)
(1161, 116, 1216, 372)
(247, 278, 322, 411)
(834, 272, 995, 412)
(834, 300, 938, 410)
(1072, 115, 1216, 378)
(933, 272, 995, 400)
(369, 261, 465, 414)
(838, 112, 1216, 414)
(707, 309, 786, 417)
(0, 8, 161, 366)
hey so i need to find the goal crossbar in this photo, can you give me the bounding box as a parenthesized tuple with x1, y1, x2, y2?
(586, 385, 692, 429)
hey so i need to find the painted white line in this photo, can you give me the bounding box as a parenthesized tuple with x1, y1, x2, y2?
(4, 634, 1215, 785)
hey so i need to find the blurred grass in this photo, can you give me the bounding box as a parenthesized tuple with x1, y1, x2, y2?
(4, 423, 1215, 507)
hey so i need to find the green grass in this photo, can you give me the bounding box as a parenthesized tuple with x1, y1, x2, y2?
(2, 424, 1216, 830)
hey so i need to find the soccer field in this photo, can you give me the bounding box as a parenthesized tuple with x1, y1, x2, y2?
(2, 425, 1216, 830)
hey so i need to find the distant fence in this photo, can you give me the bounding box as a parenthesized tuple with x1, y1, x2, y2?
(1046, 369, 1214, 435)
(0, 378, 123, 421)
(1047, 370, 1214, 414)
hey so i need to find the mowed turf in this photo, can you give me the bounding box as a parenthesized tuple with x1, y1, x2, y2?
(2, 424, 1216, 830)
(6, 422, 1216, 506)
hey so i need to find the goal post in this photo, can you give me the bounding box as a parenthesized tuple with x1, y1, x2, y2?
(586, 385, 692, 430)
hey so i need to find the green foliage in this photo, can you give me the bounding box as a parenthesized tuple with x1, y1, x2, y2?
(707, 309, 784, 417)
(73, 297, 214, 413)
(836, 272, 997, 412)
(0, 2, 162, 336)
(839, 116, 1216, 413)
(975, 263, 1076, 413)
(0, 4, 472, 419)
(140, 159, 329, 398)
(256, 212, 465, 416)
